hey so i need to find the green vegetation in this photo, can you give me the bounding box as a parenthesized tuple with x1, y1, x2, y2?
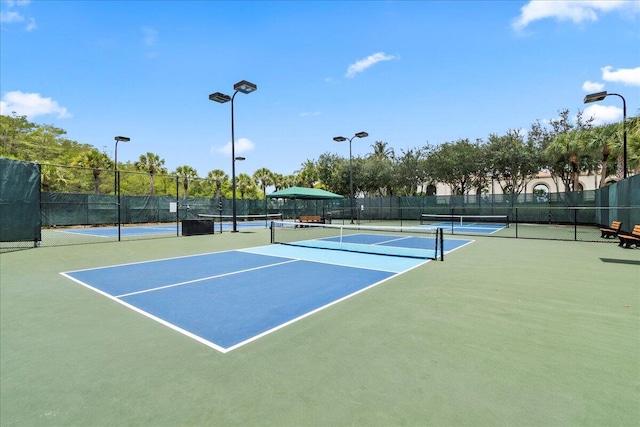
(1, 110, 638, 199)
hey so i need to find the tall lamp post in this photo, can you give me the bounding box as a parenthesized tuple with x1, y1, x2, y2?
(584, 91, 627, 179)
(333, 131, 368, 223)
(209, 80, 257, 232)
(114, 136, 130, 241)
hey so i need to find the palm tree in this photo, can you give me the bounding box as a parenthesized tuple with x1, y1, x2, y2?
(72, 149, 112, 194)
(369, 140, 395, 160)
(627, 116, 640, 176)
(174, 165, 199, 199)
(585, 123, 617, 188)
(135, 152, 166, 196)
(271, 173, 285, 191)
(282, 174, 296, 189)
(236, 173, 255, 199)
(40, 164, 69, 192)
(253, 167, 274, 199)
(206, 169, 230, 197)
(295, 160, 318, 187)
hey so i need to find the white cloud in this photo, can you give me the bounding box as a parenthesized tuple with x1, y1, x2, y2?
(601, 65, 640, 87)
(582, 80, 604, 92)
(1, 0, 35, 30)
(4, 1, 32, 6)
(583, 104, 623, 126)
(0, 10, 23, 23)
(215, 137, 255, 156)
(25, 16, 35, 31)
(345, 52, 397, 78)
(512, 1, 639, 31)
(0, 91, 71, 119)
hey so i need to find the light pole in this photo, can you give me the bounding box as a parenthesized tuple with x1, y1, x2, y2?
(333, 131, 368, 223)
(114, 136, 130, 241)
(584, 91, 627, 179)
(209, 80, 257, 232)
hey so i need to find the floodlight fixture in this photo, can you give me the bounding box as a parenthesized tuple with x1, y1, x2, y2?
(235, 156, 246, 161)
(209, 92, 231, 103)
(115, 136, 130, 142)
(233, 80, 257, 94)
(354, 131, 369, 138)
(583, 91, 608, 104)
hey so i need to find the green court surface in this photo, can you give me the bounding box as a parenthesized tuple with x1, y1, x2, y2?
(1, 228, 638, 426)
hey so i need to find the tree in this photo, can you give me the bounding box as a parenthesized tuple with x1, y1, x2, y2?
(71, 149, 112, 194)
(486, 129, 542, 196)
(370, 140, 395, 160)
(295, 160, 318, 187)
(206, 169, 230, 198)
(584, 123, 617, 188)
(40, 164, 69, 192)
(425, 139, 483, 195)
(392, 148, 427, 196)
(135, 152, 166, 196)
(543, 109, 595, 191)
(627, 116, 640, 176)
(253, 167, 274, 200)
(316, 152, 348, 194)
(174, 165, 199, 199)
(365, 141, 395, 196)
(236, 173, 258, 199)
(362, 153, 394, 196)
(0, 113, 35, 157)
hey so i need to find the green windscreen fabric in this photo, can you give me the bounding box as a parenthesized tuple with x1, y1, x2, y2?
(0, 158, 41, 242)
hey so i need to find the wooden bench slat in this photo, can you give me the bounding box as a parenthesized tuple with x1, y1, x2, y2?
(600, 220, 622, 238)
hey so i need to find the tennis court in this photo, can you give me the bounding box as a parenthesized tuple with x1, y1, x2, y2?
(420, 213, 509, 234)
(61, 228, 472, 352)
(2, 226, 638, 426)
(54, 214, 276, 238)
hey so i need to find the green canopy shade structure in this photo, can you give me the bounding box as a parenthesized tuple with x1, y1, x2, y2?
(267, 186, 344, 200)
(267, 187, 344, 220)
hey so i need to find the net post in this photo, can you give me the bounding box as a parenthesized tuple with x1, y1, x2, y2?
(439, 228, 444, 261)
(434, 226, 439, 260)
(270, 221, 275, 244)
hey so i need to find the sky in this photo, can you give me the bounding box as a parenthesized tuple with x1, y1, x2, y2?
(1, 0, 639, 179)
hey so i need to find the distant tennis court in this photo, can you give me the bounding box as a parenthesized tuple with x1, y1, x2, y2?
(53, 214, 275, 238)
(61, 227, 472, 353)
(420, 213, 509, 234)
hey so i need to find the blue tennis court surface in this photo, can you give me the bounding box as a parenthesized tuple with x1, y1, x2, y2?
(55, 221, 267, 238)
(423, 222, 506, 235)
(61, 237, 472, 353)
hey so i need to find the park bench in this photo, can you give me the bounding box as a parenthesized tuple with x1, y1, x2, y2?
(600, 221, 622, 238)
(297, 215, 324, 227)
(617, 225, 640, 249)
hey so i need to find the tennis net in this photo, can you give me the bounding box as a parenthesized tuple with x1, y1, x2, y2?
(420, 213, 509, 228)
(270, 220, 444, 260)
(198, 213, 283, 226)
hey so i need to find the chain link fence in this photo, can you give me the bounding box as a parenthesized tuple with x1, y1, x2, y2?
(1, 159, 638, 250)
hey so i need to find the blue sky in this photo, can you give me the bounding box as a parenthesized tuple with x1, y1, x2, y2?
(1, 0, 639, 178)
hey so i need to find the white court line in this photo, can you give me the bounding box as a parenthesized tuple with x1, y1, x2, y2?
(115, 259, 298, 298)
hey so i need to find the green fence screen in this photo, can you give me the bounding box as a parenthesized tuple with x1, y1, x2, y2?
(0, 157, 41, 243)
